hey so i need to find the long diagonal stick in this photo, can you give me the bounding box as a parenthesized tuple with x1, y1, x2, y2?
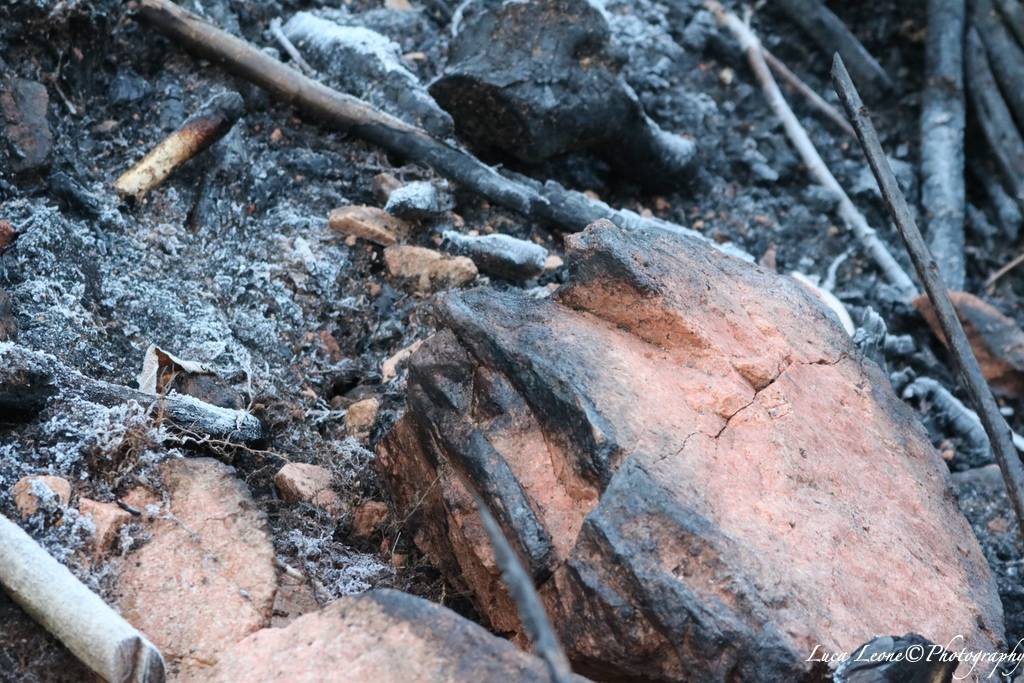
(832, 54, 1024, 540)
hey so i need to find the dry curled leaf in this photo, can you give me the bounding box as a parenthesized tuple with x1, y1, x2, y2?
(137, 344, 215, 395)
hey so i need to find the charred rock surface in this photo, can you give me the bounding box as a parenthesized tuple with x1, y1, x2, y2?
(429, 0, 695, 191)
(0, 77, 52, 175)
(378, 220, 1004, 681)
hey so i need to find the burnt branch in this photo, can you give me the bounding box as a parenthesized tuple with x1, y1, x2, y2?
(0, 344, 263, 445)
(832, 54, 1024, 541)
(965, 27, 1024, 204)
(920, 0, 966, 290)
(996, 0, 1024, 46)
(974, 0, 1024, 130)
(762, 49, 855, 137)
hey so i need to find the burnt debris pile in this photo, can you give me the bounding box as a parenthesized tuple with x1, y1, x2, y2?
(3, 0, 1024, 681)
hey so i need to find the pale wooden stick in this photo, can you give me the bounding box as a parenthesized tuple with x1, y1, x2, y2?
(0, 515, 165, 682)
(115, 92, 244, 199)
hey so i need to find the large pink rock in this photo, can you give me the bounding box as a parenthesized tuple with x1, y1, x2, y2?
(186, 589, 587, 683)
(377, 220, 1004, 681)
(115, 458, 277, 678)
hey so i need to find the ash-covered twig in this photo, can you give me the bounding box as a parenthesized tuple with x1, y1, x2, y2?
(442, 230, 548, 281)
(0, 343, 263, 444)
(832, 53, 1024, 539)
(920, 0, 966, 291)
(0, 514, 166, 683)
(706, 1, 917, 299)
(965, 28, 1024, 203)
(475, 496, 573, 683)
(268, 18, 314, 76)
(114, 91, 244, 199)
(134, 0, 730, 252)
(902, 376, 1010, 468)
(762, 49, 855, 137)
(774, 0, 893, 96)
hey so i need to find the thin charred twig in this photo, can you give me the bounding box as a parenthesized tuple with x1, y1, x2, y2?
(974, 0, 1024, 130)
(268, 18, 315, 76)
(706, 1, 917, 299)
(986, 250, 1024, 288)
(920, 0, 966, 291)
(965, 28, 1024, 204)
(832, 54, 1024, 540)
(0, 515, 166, 683)
(115, 91, 244, 199)
(774, 0, 893, 96)
(762, 49, 855, 137)
(134, 0, 728, 250)
(996, 0, 1024, 45)
(475, 496, 573, 683)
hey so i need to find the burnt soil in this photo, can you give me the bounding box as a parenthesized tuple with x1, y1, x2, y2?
(1, 0, 1023, 680)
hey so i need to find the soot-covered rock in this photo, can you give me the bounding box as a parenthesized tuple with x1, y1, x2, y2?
(429, 0, 695, 191)
(377, 219, 1004, 682)
(914, 291, 1024, 399)
(1, 77, 52, 174)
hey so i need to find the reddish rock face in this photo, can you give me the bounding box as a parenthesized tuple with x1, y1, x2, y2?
(116, 458, 277, 679)
(377, 220, 1004, 681)
(351, 500, 390, 539)
(188, 589, 587, 683)
(12, 475, 71, 518)
(274, 462, 344, 516)
(78, 498, 131, 559)
(914, 291, 1024, 399)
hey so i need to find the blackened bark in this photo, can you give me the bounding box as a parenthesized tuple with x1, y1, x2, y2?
(921, 0, 966, 290)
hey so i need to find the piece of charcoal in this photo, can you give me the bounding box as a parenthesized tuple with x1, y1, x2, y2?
(1, 77, 52, 174)
(429, 0, 696, 191)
